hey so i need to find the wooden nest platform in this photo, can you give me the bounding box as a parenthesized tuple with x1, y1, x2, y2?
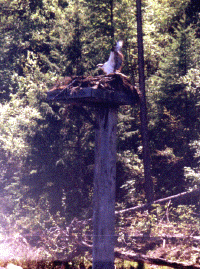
(47, 74, 140, 106)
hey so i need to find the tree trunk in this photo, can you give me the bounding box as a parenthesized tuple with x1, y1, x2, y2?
(93, 106, 117, 269)
(136, 0, 154, 203)
(110, 0, 114, 45)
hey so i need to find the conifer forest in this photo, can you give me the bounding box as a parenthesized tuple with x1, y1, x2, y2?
(0, 0, 200, 268)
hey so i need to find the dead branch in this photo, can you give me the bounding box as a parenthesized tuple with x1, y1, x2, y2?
(119, 235, 200, 242)
(115, 250, 200, 269)
(76, 241, 200, 269)
(116, 188, 200, 215)
(71, 188, 200, 227)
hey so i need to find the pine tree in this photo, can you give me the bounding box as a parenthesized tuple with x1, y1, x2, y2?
(148, 13, 200, 196)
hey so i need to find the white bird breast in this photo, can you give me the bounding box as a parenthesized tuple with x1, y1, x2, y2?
(102, 51, 115, 74)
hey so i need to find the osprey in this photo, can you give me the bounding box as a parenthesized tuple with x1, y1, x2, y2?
(97, 40, 123, 75)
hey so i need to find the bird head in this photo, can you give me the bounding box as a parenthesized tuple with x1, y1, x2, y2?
(115, 40, 123, 51)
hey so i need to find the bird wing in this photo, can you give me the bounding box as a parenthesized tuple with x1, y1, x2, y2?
(114, 51, 123, 71)
(114, 41, 123, 72)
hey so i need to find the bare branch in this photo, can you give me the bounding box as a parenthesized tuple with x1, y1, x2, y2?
(116, 188, 200, 215)
(115, 250, 200, 269)
(76, 241, 200, 269)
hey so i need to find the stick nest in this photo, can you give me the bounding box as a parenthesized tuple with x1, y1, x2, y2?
(49, 73, 141, 103)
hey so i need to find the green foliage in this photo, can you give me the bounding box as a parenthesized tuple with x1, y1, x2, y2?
(146, 12, 200, 196)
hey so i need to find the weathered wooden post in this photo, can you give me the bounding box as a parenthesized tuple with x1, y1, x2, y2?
(47, 74, 139, 268)
(93, 105, 117, 269)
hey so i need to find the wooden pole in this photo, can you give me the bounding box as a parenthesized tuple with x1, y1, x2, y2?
(93, 105, 117, 269)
